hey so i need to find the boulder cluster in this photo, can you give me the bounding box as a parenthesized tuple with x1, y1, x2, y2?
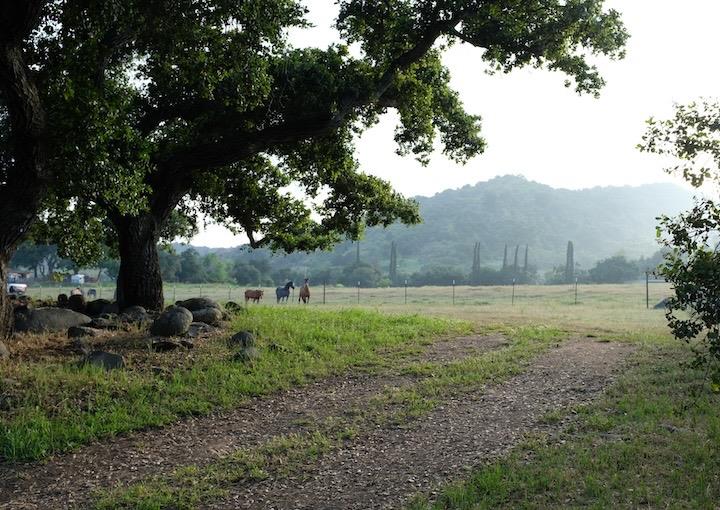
(3, 293, 250, 368)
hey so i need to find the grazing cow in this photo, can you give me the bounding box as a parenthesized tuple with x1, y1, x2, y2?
(276, 281, 294, 303)
(244, 289, 264, 303)
(298, 278, 310, 304)
(87, 288, 97, 299)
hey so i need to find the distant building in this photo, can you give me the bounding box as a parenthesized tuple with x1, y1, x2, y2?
(8, 271, 31, 282)
(70, 274, 86, 285)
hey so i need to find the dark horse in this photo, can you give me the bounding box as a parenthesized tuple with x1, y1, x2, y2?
(276, 281, 294, 303)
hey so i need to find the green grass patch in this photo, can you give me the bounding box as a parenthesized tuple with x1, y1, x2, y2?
(374, 325, 566, 423)
(95, 429, 338, 510)
(1, 308, 469, 461)
(407, 345, 720, 509)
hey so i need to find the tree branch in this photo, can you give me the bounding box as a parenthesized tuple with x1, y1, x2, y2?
(155, 13, 465, 174)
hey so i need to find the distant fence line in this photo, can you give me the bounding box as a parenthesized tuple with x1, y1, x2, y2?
(23, 280, 673, 309)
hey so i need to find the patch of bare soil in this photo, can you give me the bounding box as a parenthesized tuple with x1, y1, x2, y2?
(208, 339, 635, 510)
(0, 334, 506, 509)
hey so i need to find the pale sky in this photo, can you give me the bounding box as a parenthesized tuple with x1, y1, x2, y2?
(192, 0, 719, 247)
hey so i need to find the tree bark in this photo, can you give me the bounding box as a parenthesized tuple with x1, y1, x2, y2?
(0, 35, 49, 338)
(0, 251, 13, 339)
(115, 214, 164, 311)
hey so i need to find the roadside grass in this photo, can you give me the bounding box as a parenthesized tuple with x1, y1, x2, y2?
(407, 344, 720, 509)
(374, 325, 565, 424)
(95, 429, 340, 510)
(92, 325, 566, 509)
(0, 308, 469, 461)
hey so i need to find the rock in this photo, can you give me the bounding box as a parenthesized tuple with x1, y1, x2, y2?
(225, 301, 245, 314)
(57, 294, 69, 308)
(233, 346, 259, 363)
(151, 365, 172, 376)
(229, 330, 255, 348)
(67, 294, 87, 313)
(67, 326, 103, 338)
(176, 297, 220, 312)
(86, 299, 111, 317)
(101, 302, 120, 315)
(191, 307, 223, 326)
(654, 298, 671, 310)
(151, 339, 182, 352)
(81, 351, 125, 371)
(150, 306, 193, 337)
(187, 322, 215, 338)
(15, 307, 92, 333)
(119, 305, 150, 324)
(90, 317, 116, 330)
(70, 338, 90, 354)
(268, 342, 291, 354)
(0, 341, 9, 359)
(13, 304, 32, 324)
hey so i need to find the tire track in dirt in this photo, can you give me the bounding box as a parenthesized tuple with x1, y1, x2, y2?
(0, 335, 507, 509)
(208, 339, 634, 510)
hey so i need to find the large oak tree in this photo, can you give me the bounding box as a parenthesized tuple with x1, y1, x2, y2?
(1, 1, 628, 334)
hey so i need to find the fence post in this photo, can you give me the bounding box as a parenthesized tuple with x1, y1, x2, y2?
(228, 286, 232, 301)
(452, 279, 455, 305)
(404, 279, 408, 304)
(646, 270, 649, 309)
(357, 281, 360, 304)
(511, 278, 516, 305)
(575, 278, 577, 304)
(323, 281, 326, 304)
(173, 284, 176, 302)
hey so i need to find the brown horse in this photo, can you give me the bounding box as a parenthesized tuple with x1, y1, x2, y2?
(244, 289, 264, 303)
(298, 279, 310, 304)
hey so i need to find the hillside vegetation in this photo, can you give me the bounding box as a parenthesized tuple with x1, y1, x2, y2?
(191, 175, 691, 277)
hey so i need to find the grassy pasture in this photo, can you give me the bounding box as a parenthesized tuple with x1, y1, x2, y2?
(407, 346, 720, 510)
(8, 283, 715, 510)
(25, 282, 673, 336)
(0, 308, 469, 461)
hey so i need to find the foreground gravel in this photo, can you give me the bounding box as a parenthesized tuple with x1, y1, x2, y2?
(208, 339, 634, 510)
(0, 334, 507, 509)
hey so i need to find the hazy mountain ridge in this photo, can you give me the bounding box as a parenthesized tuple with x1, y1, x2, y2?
(184, 175, 692, 273)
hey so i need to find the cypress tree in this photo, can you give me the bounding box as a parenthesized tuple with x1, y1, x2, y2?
(389, 241, 397, 284)
(471, 242, 481, 285)
(565, 241, 575, 283)
(513, 244, 519, 273)
(502, 244, 508, 271)
(523, 245, 529, 273)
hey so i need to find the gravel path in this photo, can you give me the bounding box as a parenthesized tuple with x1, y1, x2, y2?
(0, 334, 507, 509)
(208, 339, 634, 510)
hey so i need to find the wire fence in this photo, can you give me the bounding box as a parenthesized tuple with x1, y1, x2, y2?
(23, 280, 674, 310)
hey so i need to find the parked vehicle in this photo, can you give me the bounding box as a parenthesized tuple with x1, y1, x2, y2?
(7, 283, 28, 294)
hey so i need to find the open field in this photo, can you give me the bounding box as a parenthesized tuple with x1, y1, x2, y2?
(25, 282, 673, 308)
(25, 282, 673, 335)
(4, 283, 716, 510)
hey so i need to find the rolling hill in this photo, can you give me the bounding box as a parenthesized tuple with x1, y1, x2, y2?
(188, 175, 693, 275)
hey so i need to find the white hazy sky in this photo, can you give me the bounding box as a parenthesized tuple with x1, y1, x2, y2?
(192, 0, 719, 247)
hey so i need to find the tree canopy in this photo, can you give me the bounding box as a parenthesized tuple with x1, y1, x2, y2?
(640, 99, 720, 386)
(0, 0, 629, 319)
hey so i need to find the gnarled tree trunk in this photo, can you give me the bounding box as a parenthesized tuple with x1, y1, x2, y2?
(0, 22, 50, 339)
(115, 214, 164, 311)
(0, 252, 13, 340)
